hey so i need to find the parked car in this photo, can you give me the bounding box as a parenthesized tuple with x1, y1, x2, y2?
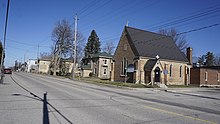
(4, 68, 12, 74)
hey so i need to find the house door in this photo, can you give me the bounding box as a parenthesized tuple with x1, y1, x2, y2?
(127, 72, 134, 83)
(154, 67, 160, 82)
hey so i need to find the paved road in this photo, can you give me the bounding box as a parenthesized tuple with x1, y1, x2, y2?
(0, 72, 220, 124)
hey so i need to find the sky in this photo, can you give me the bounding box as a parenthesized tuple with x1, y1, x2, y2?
(0, 0, 220, 67)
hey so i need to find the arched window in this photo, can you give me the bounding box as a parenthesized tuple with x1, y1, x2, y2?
(170, 64, 172, 77)
(103, 69, 107, 75)
(205, 71, 208, 81)
(121, 58, 128, 75)
(180, 65, 182, 77)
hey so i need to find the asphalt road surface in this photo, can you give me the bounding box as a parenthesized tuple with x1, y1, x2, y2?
(0, 72, 220, 124)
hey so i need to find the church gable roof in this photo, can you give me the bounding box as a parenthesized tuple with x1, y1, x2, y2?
(125, 26, 189, 62)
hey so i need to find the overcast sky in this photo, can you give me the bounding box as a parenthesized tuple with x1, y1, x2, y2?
(0, 0, 220, 67)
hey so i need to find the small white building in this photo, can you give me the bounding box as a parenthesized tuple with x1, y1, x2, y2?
(81, 52, 113, 79)
(26, 59, 38, 72)
(38, 59, 51, 74)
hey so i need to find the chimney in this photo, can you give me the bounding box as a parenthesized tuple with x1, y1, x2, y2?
(186, 47, 193, 65)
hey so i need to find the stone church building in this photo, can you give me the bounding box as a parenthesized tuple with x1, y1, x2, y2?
(112, 26, 192, 85)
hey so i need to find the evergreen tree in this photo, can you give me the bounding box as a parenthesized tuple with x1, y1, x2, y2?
(197, 55, 206, 66)
(205, 52, 214, 66)
(84, 30, 101, 57)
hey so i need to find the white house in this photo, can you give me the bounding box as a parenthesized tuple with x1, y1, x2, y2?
(26, 59, 38, 73)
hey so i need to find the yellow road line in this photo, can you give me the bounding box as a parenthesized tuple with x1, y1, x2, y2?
(144, 105, 217, 124)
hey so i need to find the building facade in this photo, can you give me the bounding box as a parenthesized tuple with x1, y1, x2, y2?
(38, 58, 74, 75)
(81, 52, 113, 79)
(190, 66, 220, 86)
(38, 59, 51, 74)
(26, 59, 38, 73)
(113, 26, 192, 85)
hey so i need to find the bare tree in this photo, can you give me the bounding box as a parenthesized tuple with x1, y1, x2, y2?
(102, 41, 115, 55)
(40, 52, 52, 59)
(51, 20, 73, 75)
(158, 28, 189, 52)
(75, 32, 85, 63)
(214, 55, 220, 66)
(50, 20, 85, 75)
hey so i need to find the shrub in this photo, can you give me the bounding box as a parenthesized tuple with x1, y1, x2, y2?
(89, 72, 93, 77)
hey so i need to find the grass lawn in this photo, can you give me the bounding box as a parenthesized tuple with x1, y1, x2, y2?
(79, 77, 158, 88)
(167, 85, 197, 88)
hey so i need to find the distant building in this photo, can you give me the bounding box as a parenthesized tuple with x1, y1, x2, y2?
(26, 59, 38, 73)
(81, 52, 113, 79)
(112, 26, 192, 85)
(38, 58, 74, 75)
(38, 59, 51, 74)
(58, 58, 74, 76)
(190, 66, 220, 86)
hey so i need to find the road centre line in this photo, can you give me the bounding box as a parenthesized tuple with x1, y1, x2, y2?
(143, 105, 217, 124)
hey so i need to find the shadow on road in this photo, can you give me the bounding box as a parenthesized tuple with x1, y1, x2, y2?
(12, 92, 50, 124)
(43, 93, 50, 124)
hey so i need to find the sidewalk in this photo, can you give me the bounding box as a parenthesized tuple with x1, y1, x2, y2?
(164, 88, 220, 100)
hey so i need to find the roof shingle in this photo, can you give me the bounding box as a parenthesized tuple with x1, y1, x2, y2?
(125, 26, 189, 62)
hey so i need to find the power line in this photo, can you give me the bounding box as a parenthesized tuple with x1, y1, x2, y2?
(102, 23, 220, 49)
(177, 23, 219, 35)
(150, 4, 220, 26)
(79, 0, 139, 30)
(82, 3, 220, 43)
(78, 0, 100, 15)
(7, 39, 51, 48)
(99, 6, 220, 44)
(80, 0, 160, 32)
(158, 13, 220, 32)
(146, 5, 220, 30)
(80, 0, 113, 18)
(7, 45, 37, 53)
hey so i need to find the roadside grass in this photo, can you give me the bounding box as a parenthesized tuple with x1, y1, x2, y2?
(41, 74, 199, 89)
(167, 85, 197, 88)
(79, 77, 158, 88)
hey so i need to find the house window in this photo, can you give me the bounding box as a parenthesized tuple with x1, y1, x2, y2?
(94, 68, 97, 74)
(170, 64, 172, 77)
(180, 65, 182, 77)
(124, 44, 127, 51)
(104, 60, 107, 65)
(103, 69, 107, 75)
(205, 71, 208, 81)
(121, 61, 123, 75)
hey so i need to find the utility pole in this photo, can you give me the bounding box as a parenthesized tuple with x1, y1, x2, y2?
(72, 14, 78, 80)
(0, 0, 10, 73)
